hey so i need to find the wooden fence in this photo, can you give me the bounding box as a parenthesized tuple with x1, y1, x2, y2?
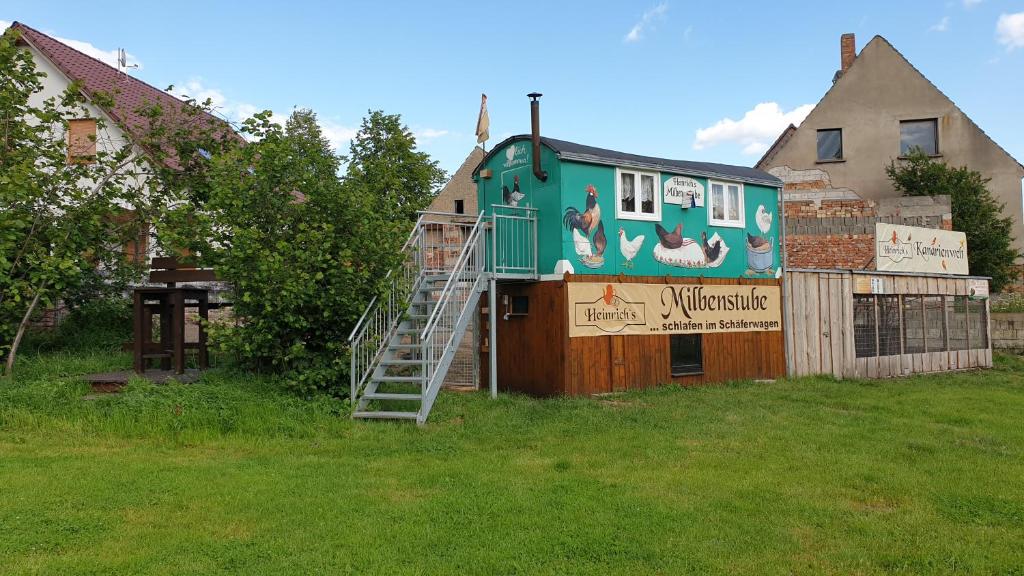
(785, 269, 991, 379)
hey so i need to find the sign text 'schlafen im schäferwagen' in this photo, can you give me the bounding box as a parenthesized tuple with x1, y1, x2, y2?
(875, 223, 968, 275)
(567, 282, 782, 338)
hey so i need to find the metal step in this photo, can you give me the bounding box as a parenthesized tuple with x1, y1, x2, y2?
(380, 358, 424, 366)
(353, 410, 419, 420)
(374, 375, 424, 383)
(362, 392, 422, 401)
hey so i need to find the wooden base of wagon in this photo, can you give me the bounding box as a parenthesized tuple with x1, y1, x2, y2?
(480, 274, 786, 396)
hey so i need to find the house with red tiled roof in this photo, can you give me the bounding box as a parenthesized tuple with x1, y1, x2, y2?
(6, 21, 233, 262)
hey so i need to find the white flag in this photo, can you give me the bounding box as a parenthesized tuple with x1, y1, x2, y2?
(475, 94, 489, 144)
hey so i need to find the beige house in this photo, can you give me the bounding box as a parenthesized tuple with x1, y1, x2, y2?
(758, 34, 1024, 255)
(427, 147, 484, 216)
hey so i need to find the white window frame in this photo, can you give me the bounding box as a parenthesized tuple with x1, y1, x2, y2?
(615, 168, 662, 222)
(707, 180, 745, 228)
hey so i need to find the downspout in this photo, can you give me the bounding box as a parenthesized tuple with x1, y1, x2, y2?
(528, 93, 548, 182)
(778, 182, 792, 377)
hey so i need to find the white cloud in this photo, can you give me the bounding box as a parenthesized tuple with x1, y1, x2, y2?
(996, 12, 1024, 50)
(693, 102, 814, 155)
(1, 20, 142, 69)
(930, 16, 951, 32)
(169, 78, 357, 151)
(414, 128, 449, 140)
(963, 0, 982, 8)
(624, 2, 669, 43)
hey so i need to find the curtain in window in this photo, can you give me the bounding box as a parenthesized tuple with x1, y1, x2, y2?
(620, 172, 635, 212)
(711, 183, 724, 221)
(640, 174, 655, 214)
(727, 184, 740, 221)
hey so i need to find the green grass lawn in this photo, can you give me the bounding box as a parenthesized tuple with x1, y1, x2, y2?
(1, 350, 1023, 575)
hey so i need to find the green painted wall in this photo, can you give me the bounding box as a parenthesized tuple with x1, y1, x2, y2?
(477, 140, 780, 280)
(558, 161, 780, 279)
(476, 139, 562, 274)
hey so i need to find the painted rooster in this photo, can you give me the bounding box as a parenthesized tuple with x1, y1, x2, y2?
(565, 183, 602, 260)
(502, 175, 525, 207)
(563, 184, 601, 237)
(619, 228, 644, 268)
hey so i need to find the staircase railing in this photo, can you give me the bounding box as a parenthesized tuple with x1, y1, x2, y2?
(347, 215, 426, 401)
(491, 204, 538, 278)
(418, 212, 488, 419)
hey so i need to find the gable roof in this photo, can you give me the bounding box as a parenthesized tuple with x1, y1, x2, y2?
(429, 147, 484, 212)
(755, 124, 796, 170)
(478, 135, 783, 188)
(757, 35, 1024, 173)
(8, 21, 233, 166)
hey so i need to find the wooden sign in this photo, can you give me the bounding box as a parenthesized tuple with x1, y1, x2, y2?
(664, 176, 704, 207)
(968, 279, 989, 300)
(567, 282, 782, 338)
(876, 223, 968, 275)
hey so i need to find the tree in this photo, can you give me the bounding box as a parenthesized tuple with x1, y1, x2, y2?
(178, 109, 408, 394)
(887, 150, 1020, 291)
(0, 28, 151, 377)
(344, 110, 446, 222)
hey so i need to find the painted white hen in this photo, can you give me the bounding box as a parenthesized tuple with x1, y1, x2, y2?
(756, 205, 773, 234)
(572, 228, 593, 259)
(618, 228, 644, 268)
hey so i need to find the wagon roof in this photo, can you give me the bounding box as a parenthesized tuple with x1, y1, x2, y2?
(477, 135, 783, 188)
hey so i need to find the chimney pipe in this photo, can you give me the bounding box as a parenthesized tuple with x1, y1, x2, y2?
(528, 92, 548, 182)
(840, 33, 856, 74)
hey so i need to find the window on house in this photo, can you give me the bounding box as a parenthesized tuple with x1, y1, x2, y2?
(854, 295, 877, 358)
(454, 199, 464, 214)
(67, 118, 97, 164)
(816, 129, 843, 161)
(616, 168, 661, 221)
(878, 295, 902, 356)
(947, 296, 969, 351)
(900, 119, 938, 156)
(670, 334, 703, 376)
(708, 180, 744, 227)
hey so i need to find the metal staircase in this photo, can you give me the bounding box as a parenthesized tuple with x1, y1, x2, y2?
(348, 211, 488, 424)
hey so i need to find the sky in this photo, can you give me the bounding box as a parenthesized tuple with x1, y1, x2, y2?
(3, 0, 1023, 176)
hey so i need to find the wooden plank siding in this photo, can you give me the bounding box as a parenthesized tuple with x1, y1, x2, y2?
(491, 274, 785, 397)
(784, 270, 992, 380)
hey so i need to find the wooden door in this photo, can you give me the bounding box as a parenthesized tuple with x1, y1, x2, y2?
(610, 336, 626, 392)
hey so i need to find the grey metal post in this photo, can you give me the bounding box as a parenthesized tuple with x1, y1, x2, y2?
(489, 275, 497, 398)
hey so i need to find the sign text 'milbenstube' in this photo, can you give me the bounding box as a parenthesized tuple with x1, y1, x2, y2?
(567, 282, 782, 338)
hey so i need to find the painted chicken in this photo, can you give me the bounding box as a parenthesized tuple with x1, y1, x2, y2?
(502, 175, 525, 207)
(701, 231, 722, 263)
(654, 223, 684, 249)
(603, 284, 615, 305)
(592, 222, 607, 258)
(563, 184, 601, 236)
(747, 232, 769, 249)
(756, 205, 773, 234)
(619, 228, 645, 268)
(572, 228, 593, 260)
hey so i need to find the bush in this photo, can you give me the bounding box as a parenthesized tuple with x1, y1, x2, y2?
(22, 297, 132, 354)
